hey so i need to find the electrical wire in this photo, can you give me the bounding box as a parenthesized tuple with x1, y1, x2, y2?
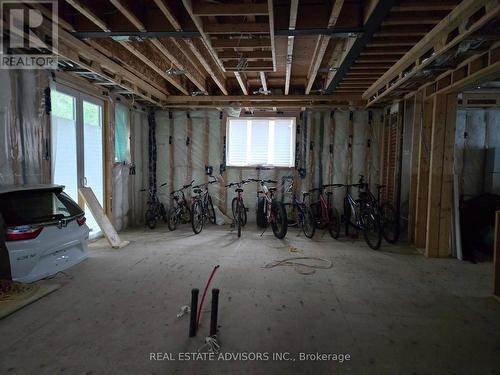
(263, 256, 333, 275)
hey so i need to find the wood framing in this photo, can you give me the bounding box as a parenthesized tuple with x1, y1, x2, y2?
(268, 0, 277, 72)
(407, 91, 422, 244)
(305, 0, 344, 94)
(365, 0, 500, 104)
(234, 72, 249, 95)
(414, 98, 432, 248)
(285, 0, 299, 95)
(425, 94, 457, 257)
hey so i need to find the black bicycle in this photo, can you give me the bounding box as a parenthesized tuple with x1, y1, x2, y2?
(191, 176, 218, 234)
(285, 181, 316, 238)
(252, 179, 288, 239)
(167, 180, 194, 231)
(226, 179, 251, 237)
(140, 182, 168, 229)
(357, 175, 400, 244)
(341, 182, 382, 250)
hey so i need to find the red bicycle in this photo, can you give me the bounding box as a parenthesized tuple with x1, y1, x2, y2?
(251, 179, 288, 239)
(309, 184, 342, 239)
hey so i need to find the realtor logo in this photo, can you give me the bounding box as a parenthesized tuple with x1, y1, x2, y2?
(0, 0, 58, 69)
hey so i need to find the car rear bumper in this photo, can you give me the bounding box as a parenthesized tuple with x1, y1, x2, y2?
(6, 223, 90, 283)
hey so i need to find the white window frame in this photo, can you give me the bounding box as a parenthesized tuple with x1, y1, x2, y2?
(226, 117, 296, 168)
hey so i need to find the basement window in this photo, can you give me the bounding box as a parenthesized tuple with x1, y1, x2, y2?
(226, 117, 296, 168)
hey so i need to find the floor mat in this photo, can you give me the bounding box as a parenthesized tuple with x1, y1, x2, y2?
(0, 282, 61, 319)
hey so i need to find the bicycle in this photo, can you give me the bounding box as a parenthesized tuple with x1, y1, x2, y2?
(191, 176, 219, 234)
(357, 175, 400, 244)
(251, 179, 288, 239)
(225, 179, 251, 237)
(341, 182, 382, 250)
(140, 182, 168, 229)
(285, 181, 316, 238)
(167, 180, 194, 231)
(309, 184, 343, 239)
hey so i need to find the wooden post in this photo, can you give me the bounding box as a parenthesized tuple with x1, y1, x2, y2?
(103, 100, 113, 218)
(346, 111, 354, 185)
(437, 94, 458, 256)
(219, 112, 227, 214)
(414, 98, 433, 248)
(309, 113, 316, 190)
(186, 112, 192, 188)
(425, 93, 456, 257)
(169, 112, 174, 197)
(329, 111, 336, 185)
(494, 211, 500, 298)
(204, 111, 210, 183)
(408, 91, 422, 244)
(364, 111, 373, 185)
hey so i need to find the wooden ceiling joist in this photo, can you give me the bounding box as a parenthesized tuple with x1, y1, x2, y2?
(364, 0, 500, 103)
(192, 2, 269, 16)
(225, 61, 274, 71)
(165, 94, 363, 103)
(181, 0, 228, 76)
(153, 0, 228, 95)
(204, 23, 270, 34)
(285, 0, 299, 95)
(393, 1, 458, 12)
(268, 0, 277, 72)
(260, 72, 269, 94)
(217, 51, 272, 60)
(234, 72, 249, 95)
(305, 0, 345, 94)
(211, 38, 272, 49)
(108, 0, 208, 95)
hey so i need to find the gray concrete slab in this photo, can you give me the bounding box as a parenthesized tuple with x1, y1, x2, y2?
(0, 225, 499, 375)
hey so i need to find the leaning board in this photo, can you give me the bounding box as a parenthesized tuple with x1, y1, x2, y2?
(78, 187, 129, 249)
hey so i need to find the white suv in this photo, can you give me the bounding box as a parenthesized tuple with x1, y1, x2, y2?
(0, 185, 89, 283)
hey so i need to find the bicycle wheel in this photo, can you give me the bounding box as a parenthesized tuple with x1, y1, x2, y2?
(362, 210, 382, 250)
(311, 202, 327, 229)
(145, 209, 156, 229)
(207, 196, 216, 224)
(181, 204, 191, 223)
(236, 201, 242, 237)
(271, 201, 288, 239)
(160, 203, 168, 223)
(240, 202, 247, 226)
(302, 206, 316, 239)
(191, 201, 204, 234)
(380, 202, 400, 243)
(256, 197, 268, 228)
(167, 207, 177, 231)
(328, 207, 341, 239)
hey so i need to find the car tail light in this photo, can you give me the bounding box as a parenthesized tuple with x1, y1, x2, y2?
(77, 216, 87, 226)
(6, 226, 43, 241)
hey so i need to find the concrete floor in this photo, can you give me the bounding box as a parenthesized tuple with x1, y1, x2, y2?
(0, 224, 499, 375)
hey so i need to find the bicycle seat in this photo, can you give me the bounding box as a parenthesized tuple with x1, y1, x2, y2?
(302, 191, 310, 196)
(235, 188, 243, 193)
(257, 190, 263, 194)
(326, 191, 333, 196)
(193, 188, 202, 194)
(269, 187, 277, 192)
(377, 184, 386, 189)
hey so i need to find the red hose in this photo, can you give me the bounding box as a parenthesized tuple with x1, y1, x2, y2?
(196, 265, 220, 331)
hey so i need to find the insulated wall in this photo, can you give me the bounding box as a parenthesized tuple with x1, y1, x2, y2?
(455, 108, 500, 197)
(145, 109, 383, 223)
(0, 70, 50, 184)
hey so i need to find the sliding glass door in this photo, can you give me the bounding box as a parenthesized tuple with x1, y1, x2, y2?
(51, 86, 104, 237)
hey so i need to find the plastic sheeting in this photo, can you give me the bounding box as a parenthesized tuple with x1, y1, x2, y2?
(0, 70, 49, 185)
(143, 109, 383, 223)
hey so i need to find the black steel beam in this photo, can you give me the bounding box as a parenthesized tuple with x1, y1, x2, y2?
(324, 0, 398, 94)
(71, 28, 364, 39)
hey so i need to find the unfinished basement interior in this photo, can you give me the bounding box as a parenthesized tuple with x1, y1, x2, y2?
(1, 0, 500, 374)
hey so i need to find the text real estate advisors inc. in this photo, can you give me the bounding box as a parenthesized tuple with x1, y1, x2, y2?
(150, 352, 352, 362)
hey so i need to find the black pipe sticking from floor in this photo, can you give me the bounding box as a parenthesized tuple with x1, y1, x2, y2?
(210, 289, 220, 337)
(189, 289, 199, 337)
